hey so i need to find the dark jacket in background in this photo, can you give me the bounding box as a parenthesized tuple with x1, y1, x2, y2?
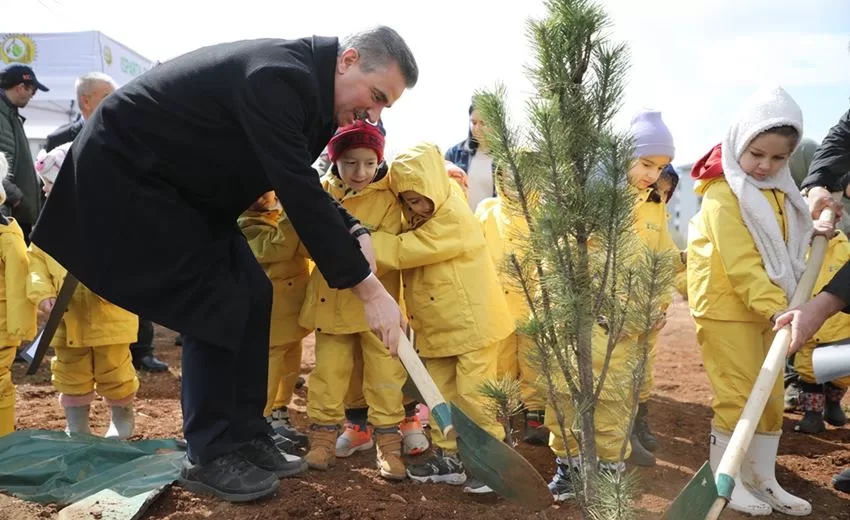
(45, 117, 84, 152)
(0, 91, 40, 226)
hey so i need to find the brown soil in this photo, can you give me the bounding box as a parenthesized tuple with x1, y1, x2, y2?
(6, 296, 850, 519)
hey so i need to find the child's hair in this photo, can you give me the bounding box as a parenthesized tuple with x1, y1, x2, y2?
(758, 124, 800, 142)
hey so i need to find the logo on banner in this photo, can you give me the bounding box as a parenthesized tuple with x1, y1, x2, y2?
(103, 45, 113, 66)
(0, 34, 37, 64)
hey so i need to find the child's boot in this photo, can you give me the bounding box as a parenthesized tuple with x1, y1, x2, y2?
(304, 425, 338, 470)
(406, 447, 467, 485)
(794, 382, 825, 434)
(784, 379, 802, 413)
(374, 427, 406, 480)
(61, 392, 94, 436)
(270, 407, 308, 449)
(335, 409, 374, 458)
(824, 383, 847, 427)
(634, 402, 660, 451)
(548, 456, 581, 502)
(523, 409, 550, 446)
(400, 403, 429, 455)
(742, 432, 811, 516)
(105, 395, 135, 440)
(627, 434, 656, 466)
(710, 430, 772, 516)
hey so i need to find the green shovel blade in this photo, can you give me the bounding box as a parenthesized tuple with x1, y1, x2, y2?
(451, 403, 552, 511)
(662, 462, 720, 520)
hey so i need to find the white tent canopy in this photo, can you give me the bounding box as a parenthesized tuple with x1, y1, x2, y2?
(1, 31, 153, 141)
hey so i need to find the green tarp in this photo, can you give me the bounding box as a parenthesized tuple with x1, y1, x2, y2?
(0, 430, 184, 506)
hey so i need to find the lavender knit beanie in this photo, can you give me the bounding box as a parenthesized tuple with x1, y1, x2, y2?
(630, 110, 675, 160)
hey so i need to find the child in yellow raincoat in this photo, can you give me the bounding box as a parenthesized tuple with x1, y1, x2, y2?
(792, 233, 850, 434)
(28, 144, 139, 439)
(238, 191, 311, 451)
(687, 86, 812, 516)
(546, 110, 679, 500)
(0, 153, 37, 436)
(475, 170, 548, 446)
(299, 121, 409, 481)
(374, 141, 515, 494)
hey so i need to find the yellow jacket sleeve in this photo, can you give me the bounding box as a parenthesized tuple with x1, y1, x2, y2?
(1, 233, 36, 339)
(239, 211, 299, 265)
(27, 246, 58, 306)
(702, 192, 788, 320)
(373, 204, 476, 271)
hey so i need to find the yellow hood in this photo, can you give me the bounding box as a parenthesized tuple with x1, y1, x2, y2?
(389, 142, 451, 210)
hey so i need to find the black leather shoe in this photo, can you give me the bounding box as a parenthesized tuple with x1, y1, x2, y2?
(134, 355, 169, 372)
(239, 434, 307, 478)
(179, 452, 279, 502)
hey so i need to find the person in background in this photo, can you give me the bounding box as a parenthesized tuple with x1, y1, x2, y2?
(0, 64, 48, 242)
(445, 99, 496, 212)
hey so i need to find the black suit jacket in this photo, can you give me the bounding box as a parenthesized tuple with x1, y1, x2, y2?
(45, 118, 84, 151)
(32, 36, 369, 350)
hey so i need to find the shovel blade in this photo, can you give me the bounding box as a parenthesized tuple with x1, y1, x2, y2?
(451, 404, 552, 511)
(662, 462, 719, 520)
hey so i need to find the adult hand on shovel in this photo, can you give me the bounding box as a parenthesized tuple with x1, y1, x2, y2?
(352, 273, 405, 357)
(774, 291, 848, 356)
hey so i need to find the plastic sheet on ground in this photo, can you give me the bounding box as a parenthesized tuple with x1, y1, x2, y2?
(0, 429, 184, 508)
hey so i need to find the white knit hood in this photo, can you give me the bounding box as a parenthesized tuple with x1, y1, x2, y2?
(720, 85, 812, 300)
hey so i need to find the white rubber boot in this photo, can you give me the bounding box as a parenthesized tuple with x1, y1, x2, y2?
(60, 392, 93, 436)
(742, 432, 812, 516)
(105, 400, 135, 440)
(710, 430, 772, 516)
(64, 406, 92, 435)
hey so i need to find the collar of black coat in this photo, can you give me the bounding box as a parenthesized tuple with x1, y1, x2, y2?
(312, 36, 338, 135)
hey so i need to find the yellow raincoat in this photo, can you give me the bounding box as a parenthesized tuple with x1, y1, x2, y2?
(239, 206, 311, 416)
(0, 218, 36, 436)
(27, 244, 138, 401)
(475, 189, 544, 410)
(548, 187, 682, 461)
(302, 172, 407, 427)
(688, 177, 788, 433)
(374, 142, 513, 451)
(795, 231, 850, 388)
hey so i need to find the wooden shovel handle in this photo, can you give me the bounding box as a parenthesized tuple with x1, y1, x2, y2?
(397, 330, 457, 441)
(708, 199, 838, 518)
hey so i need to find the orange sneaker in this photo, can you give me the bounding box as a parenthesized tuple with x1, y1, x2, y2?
(400, 414, 429, 455)
(335, 423, 374, 458)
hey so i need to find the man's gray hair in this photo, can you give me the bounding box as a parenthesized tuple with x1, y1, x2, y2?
(340, 26, 418, 88)
(75, 72, 118, 102)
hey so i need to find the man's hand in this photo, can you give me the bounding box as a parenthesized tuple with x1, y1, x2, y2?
(806, 186, 843, 223)
(774, 291, 847, 356)
(351, 273, 406, 356)
(38, 297, 56, 317)
(351, 224, 377, 274)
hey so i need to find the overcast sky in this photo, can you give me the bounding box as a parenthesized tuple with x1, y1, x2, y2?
(6, 0, 850, 165)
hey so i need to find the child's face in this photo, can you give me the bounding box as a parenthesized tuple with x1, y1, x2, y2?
(739, 133, 795, 181)
(337, 147, 379, 191)
(628, 155, 671, 190)
(400, 191, 435, 219)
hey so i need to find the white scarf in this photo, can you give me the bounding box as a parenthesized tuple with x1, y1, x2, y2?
(720, 86, 812, 300)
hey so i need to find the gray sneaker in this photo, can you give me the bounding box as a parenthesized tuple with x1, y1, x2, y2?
(239, 434, 307, 478)
(179, 452, 279, 502)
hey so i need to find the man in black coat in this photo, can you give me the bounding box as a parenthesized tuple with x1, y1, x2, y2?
(778, 104, 850, 494)
(31, 27, 417, 502)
